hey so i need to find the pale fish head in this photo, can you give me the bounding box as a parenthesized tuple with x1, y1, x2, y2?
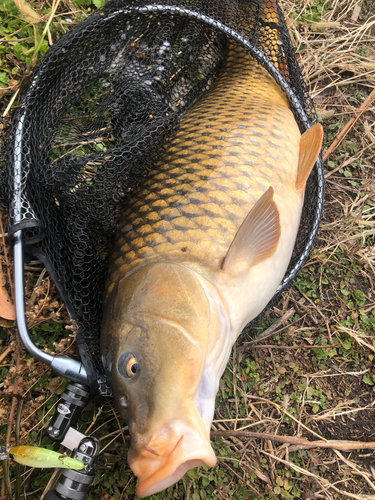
(101, 262, 229, 497)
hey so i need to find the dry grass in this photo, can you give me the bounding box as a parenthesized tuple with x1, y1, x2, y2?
(1, 0, 375, 499)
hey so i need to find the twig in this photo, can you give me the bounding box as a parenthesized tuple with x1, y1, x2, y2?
(14, 399, 23, 500)
(245, 307, 296, 345)
(0, 346, 12, 364)
(335, 325, 375, 353)
(1, 461, 12, 500)
(323, 88, 375, 162)
(2, 88, 20, 118)
(40, 470, 61, 500)
(87, 416, 116, 437)
(313, 405, 375, 422)
(110, 404, 127, 445)
(302, 368, 370, 378)
(210, 430, 375, 451)
(28, 268, 47, 306)
(325, 151, 363, 179)
(220, 460, 262, 497)
(33, 0, 62, 58)
(98, 426, 129, 442)
(99, 433, 126, 454)
(250, 397, 328, 441)
(232, 345, 239, 430)
(84, 405, 104, 435)
(299, 290, 326, 321)
(6, 351, 21, 447)
(254, 344, 336, 349)
(333, 449, 375, 492)
(21, 398, 59, 439)
(184, 480, 192, 500)
(119, 477, 133, 500)
(0, 214, 14, 303)
(259, 450, 375, 500)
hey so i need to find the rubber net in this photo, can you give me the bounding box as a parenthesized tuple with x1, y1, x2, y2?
(0, 0, 324, 394)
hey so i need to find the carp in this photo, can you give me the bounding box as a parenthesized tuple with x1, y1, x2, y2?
(101, 21, 323, 499)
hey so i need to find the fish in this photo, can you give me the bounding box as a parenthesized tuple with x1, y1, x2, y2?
(101, 9, 323, 499)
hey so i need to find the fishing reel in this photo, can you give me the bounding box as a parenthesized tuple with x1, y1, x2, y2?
(44, 382, 100, 499)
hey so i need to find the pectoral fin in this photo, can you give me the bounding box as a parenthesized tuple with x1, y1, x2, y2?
(221, 187, 281, 274)
(296, 123, 324, 192)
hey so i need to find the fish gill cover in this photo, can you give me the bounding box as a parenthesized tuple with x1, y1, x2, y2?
(0, 0, 324, 395)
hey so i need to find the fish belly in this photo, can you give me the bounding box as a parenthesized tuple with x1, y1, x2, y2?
(106, 44, 302, 319)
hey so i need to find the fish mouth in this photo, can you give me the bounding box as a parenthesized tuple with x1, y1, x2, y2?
(128, 423, 217, 498)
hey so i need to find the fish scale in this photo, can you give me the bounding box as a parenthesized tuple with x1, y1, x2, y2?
(106, 42, 301, 294)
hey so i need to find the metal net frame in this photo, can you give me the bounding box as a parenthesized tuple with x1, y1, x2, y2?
(0, 0, 324, 395)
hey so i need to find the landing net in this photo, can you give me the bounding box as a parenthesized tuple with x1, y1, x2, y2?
(0, 0, 324, 394)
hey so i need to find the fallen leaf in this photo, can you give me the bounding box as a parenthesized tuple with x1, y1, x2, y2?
(351, 4, 361, 22)
(316, 108, 336, 120)
(0, 264, 15, 321)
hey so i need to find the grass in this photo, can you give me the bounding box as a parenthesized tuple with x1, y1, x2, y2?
(1, 0, 375, 499)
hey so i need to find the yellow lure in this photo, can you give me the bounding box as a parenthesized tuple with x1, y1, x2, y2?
(8, 446, 84, 470)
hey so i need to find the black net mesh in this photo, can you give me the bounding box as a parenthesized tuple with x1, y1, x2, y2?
(0, 0, 324, 395)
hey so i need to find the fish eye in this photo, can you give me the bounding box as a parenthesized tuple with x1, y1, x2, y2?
(126, 357, 139, 377)
(118, 353, 140, 379)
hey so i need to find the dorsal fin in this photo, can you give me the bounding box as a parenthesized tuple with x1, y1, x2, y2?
(221, 187, 281, 274)
(296, 123, 324, 192)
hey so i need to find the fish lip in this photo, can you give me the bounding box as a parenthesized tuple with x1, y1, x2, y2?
(134, 448, 217, 498)
(129, 379, 219, 497)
